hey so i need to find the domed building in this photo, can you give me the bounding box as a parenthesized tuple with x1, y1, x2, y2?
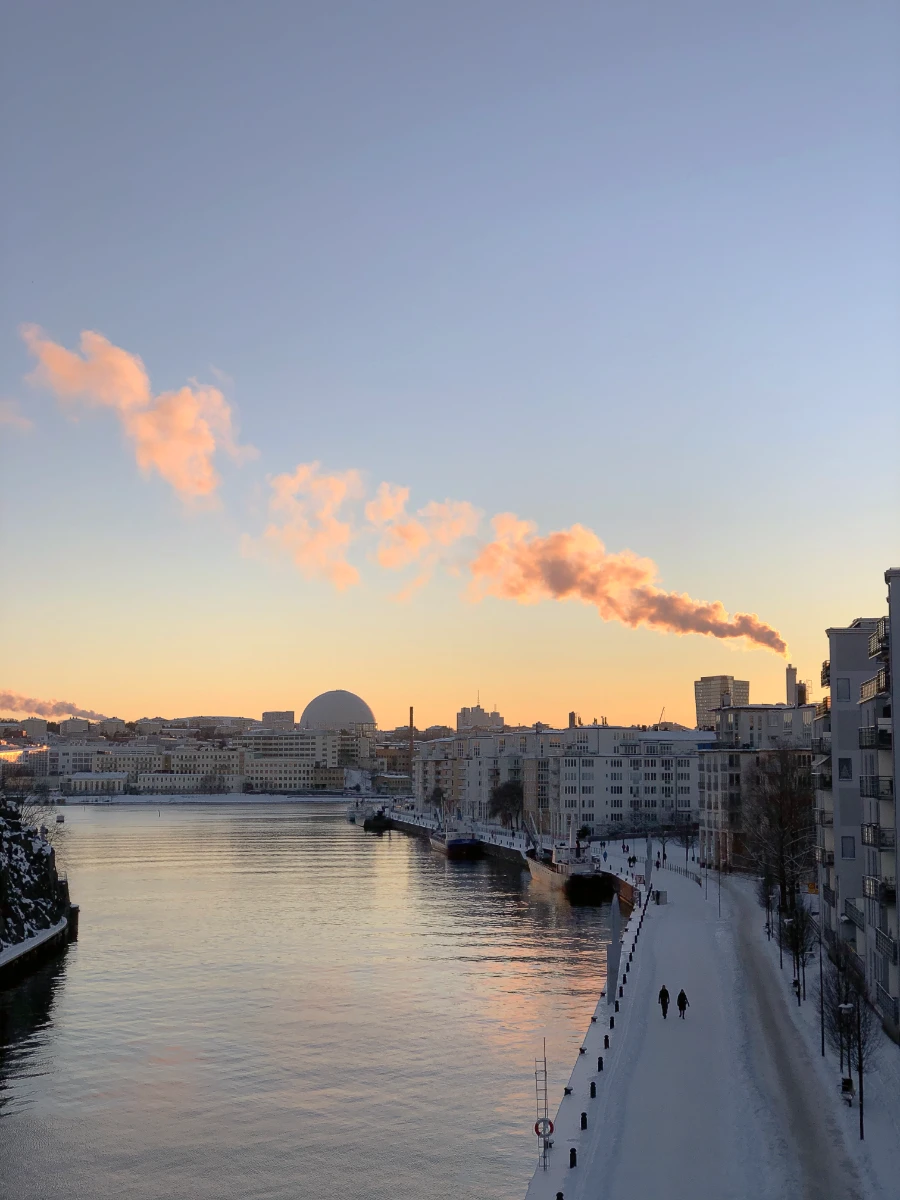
(299, 690, 376, 732)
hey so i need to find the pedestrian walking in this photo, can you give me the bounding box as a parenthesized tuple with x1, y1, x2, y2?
(677, 989, 689, 1019)
(658, 985, 670, 1020)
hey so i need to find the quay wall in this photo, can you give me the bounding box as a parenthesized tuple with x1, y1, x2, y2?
(0, 908, 78, 990)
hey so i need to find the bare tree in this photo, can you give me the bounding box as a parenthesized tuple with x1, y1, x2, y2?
(674, 819, 698, 864)
(781, 904, 817, 1002)
(743, 746, 815, 911)
(820, 941, 878, 1138)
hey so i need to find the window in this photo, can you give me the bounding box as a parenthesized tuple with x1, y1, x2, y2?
(838, 758, 852, 781)
(836, 678, 851, 703)
(582, 785, 594, 795)
(582, 759, 594, 768)
(841, 836, 856, 860)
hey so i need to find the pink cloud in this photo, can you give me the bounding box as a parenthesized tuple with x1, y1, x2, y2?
(469, 514, 787, 653)
(259, 461, 363, 590)
(20, 325, 255, 500)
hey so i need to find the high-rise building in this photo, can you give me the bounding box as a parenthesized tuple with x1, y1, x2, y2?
(694, 676, 749, 730)
(456, 704, 504, 732)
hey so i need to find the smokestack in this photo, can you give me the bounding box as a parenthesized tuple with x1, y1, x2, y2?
(568, 711, 576, 729)
(786, 664, 797, 707)
(409, 706, 414, 798)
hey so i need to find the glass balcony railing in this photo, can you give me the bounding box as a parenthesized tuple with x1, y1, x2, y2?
(844, 899, 865, 930)
(812, 769, 833, 790)
(821, 660, 831, 687)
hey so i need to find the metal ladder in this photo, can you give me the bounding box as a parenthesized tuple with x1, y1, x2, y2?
(534, 1038, 549, 1170)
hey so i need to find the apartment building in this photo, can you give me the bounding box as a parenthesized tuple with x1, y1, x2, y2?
(813, 619, 877, 963)
(414, 724, 705, 837)
(817, 572, 899, 1036)
(698, 666, 815, 868)
(694, 676, 749, 731)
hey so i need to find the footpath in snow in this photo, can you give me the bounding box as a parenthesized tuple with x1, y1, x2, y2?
(525, 848, 900, 1200)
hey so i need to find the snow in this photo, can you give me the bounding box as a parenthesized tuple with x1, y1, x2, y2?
(525, 849, 898, 1200)
(71, 793, 347, 805)
(0, 916, 67, 969)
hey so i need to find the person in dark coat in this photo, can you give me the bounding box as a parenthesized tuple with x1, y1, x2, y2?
(677, 989, 689, 1019)
(658, 985, 670, 1019)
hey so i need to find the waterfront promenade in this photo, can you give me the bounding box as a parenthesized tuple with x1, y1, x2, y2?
(525, 852, 871, 1200)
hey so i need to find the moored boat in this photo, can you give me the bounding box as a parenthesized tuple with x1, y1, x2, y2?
(430, 829, 482, 860)
(362, 805, 392, 833)
(525, 838, 615, 906)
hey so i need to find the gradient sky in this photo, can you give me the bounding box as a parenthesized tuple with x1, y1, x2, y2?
(2, 1, 899, 729)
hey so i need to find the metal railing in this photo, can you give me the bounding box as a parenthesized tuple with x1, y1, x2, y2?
(863, 875, 897, 902)
(816, 697, 831, 718)
(822, 883, 835, 908)
(811, 736, 832, 756)
(875, 983, 899, 1027)
(812, 769, 833, 791)
(860, 668, 889, 702)
(821, 660, 831, 687)
(868, 620, 889, 661)
(816, 808, 834, 826)
(815, 846, 835, 866)
(860, 776, 894, 800)
(875, 927, 898, 964)
(844, 899, 865, 930)
(859, 726, 892, 750)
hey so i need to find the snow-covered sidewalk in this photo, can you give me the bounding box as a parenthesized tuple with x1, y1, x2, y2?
(524, 853, 897, 1199)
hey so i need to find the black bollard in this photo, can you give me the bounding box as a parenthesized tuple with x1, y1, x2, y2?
(557, 1194, 564, 1200)
(564, 1086, 572, 1095)
(619, 985, 623, 997)
(598, 1055, 604, 1071)
(609, 1016, 614, 1029)
(579, 1047, 586, 1055)
(615, 1000, 619, 1012)
(590, 1015, 596, 1023)
(580, 1112, 587, 1130)
(604, 1034, 609, 1049)
(570, 1148, 577, 1169)
(590, 1080, 596, 1098)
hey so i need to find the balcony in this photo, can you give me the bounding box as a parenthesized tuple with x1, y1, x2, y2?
(815, 846, 835, 866)
(862, 823, 897, 850)
(875, 927, 898, 964)
(816, 808, 834, 827)
(863, 875, 897, 903)
(811, 736, 832, 756)
(844, 899, 865, 930)
(868, 619, 890, 662)
(821, 660, 831, 688)
(875, 983, 899, 1027)
(860, 668, 890, 703)
(816, 697, 831, 718)
(812, 769, 832, 791)
(859, 725, 892, 750)
(822, 883, 836, 908)
(860, 776, 894, 800)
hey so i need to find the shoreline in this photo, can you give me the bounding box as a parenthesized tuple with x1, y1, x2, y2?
(66, 793, 356, 806)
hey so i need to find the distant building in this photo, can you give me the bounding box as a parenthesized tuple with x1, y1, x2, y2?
(21, 718, 48, 741)
(457, 704, 504, 732)
(694, 676, 749, 731)
(59, 717, 91, 736)
(299, 690, 376, 733)
(98, 717, 127, 736)
(261, 710, 295, 730)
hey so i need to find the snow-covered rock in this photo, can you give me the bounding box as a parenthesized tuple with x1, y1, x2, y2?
(0, 801, 69, 954)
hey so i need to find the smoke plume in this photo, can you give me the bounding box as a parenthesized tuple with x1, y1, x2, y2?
(0, 691, 108, 720)
(20, 325, 256, 500)
(469, 514, 787, 653)
(0, 398, 33, 432)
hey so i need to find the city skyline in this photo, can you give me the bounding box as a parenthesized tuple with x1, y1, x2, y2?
(2, 2, 898, 730)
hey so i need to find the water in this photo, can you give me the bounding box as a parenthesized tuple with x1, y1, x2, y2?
(0, 804, 611, 1200)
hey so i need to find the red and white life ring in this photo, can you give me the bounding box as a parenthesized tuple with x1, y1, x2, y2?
(534, 1117, 554, 1137)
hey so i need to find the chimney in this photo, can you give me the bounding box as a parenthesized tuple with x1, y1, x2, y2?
(786, 664, 797, 707)
(568, 711, 577, 729)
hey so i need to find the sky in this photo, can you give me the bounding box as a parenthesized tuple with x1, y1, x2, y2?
(1, 1, 898, 730)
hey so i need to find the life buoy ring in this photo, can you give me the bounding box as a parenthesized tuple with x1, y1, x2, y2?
(534, 1117, 554, 1137)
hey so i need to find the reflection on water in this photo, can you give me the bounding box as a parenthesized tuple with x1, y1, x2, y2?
(0, 804, 610, 1200)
